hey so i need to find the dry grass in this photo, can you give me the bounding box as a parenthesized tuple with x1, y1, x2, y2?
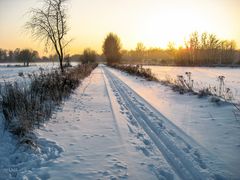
(110, 64, 158, 81)
(0, 64, 97, 138)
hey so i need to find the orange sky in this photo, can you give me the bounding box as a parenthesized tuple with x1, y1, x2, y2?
(0, 0, 240, 56)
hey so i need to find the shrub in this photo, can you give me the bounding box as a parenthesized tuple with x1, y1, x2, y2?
(110, 64, 158, 81)
(198, 88, 212, 98)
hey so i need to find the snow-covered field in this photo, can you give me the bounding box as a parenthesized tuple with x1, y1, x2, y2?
(0, 63, 57, 84)
(0, 64, 239, 179)
(146, 66, 240, 102)
(0, 62, 79, 84)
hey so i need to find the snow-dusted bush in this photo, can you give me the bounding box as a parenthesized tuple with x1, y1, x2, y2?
(0, 63, 97, 138)
(111, 64, 158, 81)
(198, 88, 212, 98)
(171, 75, 194, 94)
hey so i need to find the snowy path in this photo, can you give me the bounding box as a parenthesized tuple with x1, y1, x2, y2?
(103, 66, 233, 179)
(32, 67, 177, 179)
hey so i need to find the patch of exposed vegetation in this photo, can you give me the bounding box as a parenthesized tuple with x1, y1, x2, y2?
(0, 64, 97, 138)
(110, 64, 158, 81)
(160, 72, 240, 116)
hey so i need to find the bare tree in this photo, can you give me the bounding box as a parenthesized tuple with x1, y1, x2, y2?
(8, 50, 14, 61)
(82, 48, 97, 64)
(26, 0, 70, 72)
(188, 32, 200, 65)
(167, 41, 176, 63)
(18, 49, 37, 66)
(0, 49, 7, 61)
(135, 42, 145, 64)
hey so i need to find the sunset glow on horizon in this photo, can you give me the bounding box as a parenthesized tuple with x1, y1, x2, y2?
(0, 0, 240, 56)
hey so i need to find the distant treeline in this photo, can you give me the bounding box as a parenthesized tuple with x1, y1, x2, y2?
(0, 48, 58, 63)
(0, 48, 39, 63)
(121, 32, 240, 66)
(1, 32, 240, 66)
(0, 48, 102, 65)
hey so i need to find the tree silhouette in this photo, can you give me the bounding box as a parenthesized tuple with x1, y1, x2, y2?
(135, 42, 145, 64)
(26, 0, 71, 72)
(82, 48, 97, 64)
(102, 33, 122, 64)
(18, 49, 37, 66)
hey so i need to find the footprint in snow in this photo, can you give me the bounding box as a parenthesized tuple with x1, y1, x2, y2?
(143, 139, 151, 146)
(137, 132, 144, 138)
(113, 162, 127, 170)
(136, 146, 151, 157)
(72, 160, 80, 164)
(100, 170, 110, 176)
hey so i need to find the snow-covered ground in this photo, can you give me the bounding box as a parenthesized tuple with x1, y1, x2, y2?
(0, 113, 64, 179)
(146, 66, 240, 102)
(107, 66, 240, 178)
(0, 65, 239, 179)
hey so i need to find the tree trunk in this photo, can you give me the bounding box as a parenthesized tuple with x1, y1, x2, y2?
(56, 49, 64, 73)
(59, 56, 64, 73)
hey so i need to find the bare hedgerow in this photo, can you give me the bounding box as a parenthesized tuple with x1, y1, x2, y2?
(0, 63, 97, 138)
(111, 64, 158, 81)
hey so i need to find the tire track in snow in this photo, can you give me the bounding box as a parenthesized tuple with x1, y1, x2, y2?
(103, 66, 230, 180)
(101, 68, 124, 143)
(102, 67, 179, 180)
